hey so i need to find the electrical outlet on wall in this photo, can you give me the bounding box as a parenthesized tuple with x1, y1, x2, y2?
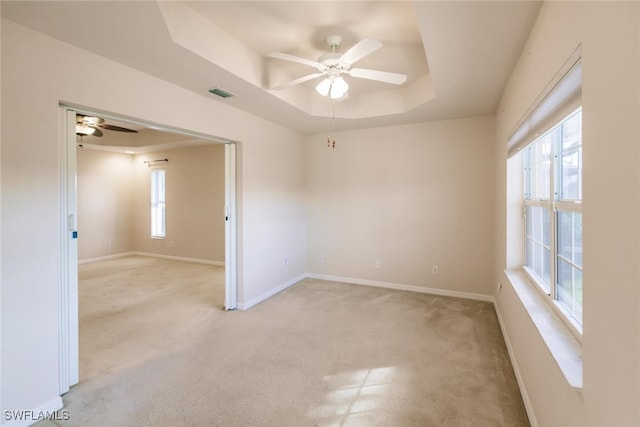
(432, 265, 439, 275)
(497, 282, 503, 293)
(283, 257, 288, 269)
(375, 260, 381, 269)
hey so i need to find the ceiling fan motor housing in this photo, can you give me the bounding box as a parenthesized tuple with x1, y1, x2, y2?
(326, 35, 342, 49)
(318, 52, 346, 76)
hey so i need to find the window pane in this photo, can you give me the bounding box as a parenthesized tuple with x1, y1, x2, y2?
(559, 111, 582, 201)
(542, 247, 551, 287)
(526, 206, 550, 247)
(532, 241, 541, 277)
(523, 152, 530, 200)
(525, 205, 551, 291)
(557, 259, 582, 325)
(527, 136, 552, 200)
(151, 203, 165, 237)
(525, 240, 550, 292)
(558, 210, 582, 268)
(528, 206, 540, 241)
(151, 169, 166, 238)
(542, 207, 551, 247)
(574, 268, 583, 325)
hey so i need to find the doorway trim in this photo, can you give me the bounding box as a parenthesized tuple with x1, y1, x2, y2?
(224, 144, 237, 310)
(58, 104, 239, 393)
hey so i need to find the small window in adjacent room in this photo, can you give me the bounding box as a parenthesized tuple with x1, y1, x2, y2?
(151, 168, 166, 238)
(523, 109, 583, 328)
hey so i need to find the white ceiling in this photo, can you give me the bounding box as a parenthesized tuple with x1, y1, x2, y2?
(76, 118, 212, 155)
(187, 1, 429, 95)
(2, 1, 542, 135)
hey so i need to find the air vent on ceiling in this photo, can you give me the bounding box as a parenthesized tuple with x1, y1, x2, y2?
(208, 87, 235, 98)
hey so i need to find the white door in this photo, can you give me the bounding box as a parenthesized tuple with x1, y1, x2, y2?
(60, 108, 79, 393)
(224, 143, 237, 310)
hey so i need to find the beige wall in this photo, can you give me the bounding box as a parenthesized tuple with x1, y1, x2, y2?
(77, 148, 135, 260)
(4, 2, 639, 424)
(77, 144, 225, 263)
(305, 116, 496, 296)
(495, 2, 640, 426)
(1, 18, 306, 415)
(240, 128, 307, 304)
(133, 145, 225, 263)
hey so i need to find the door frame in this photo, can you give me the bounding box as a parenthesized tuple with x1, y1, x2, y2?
(58, 105, 238, 393)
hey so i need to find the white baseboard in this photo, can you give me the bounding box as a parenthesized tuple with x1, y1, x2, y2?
(493, 301, 538, 427)
(238, 272, 493, 311)
(78, 251, 136, 264)
(237, 274, 306, 311)
(305, 273, 494, 302)
(79, 251, 224, 267)
(1, 396, 63, 427)
(131, 252, 224, 267)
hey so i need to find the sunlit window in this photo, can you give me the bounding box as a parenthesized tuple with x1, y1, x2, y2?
(523, 109, 582, 327)
(151, 168, 166, 238)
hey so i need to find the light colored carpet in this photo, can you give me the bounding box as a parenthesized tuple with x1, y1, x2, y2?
(38, 255, 529, 427)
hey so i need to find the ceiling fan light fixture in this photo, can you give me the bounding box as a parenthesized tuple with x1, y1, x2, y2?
(82, 116, 104, 126)
(316, 76, 349, 99)
(269, 35, 406, 99)
(316, 78, 332, 97)
(330, 77, 349, 99)
(75, 124, 96, 135)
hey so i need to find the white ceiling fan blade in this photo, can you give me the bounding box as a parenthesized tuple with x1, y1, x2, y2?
(348, 68, 408, 85)
(271, 72, 326, 90)
(267, 52, 324, 70)
(339, 38, 383, 65)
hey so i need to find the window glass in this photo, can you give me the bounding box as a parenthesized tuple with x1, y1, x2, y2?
(528, 135, 552, 200)
(151, 169, 166, 238)
(557, 210, 582, 324)
(522, 108, 582, 329)
(525, 206, 551, 290)
(559, 112, 582, 201)
(557, 211, 583, 267)
(557, 259, 583, 324)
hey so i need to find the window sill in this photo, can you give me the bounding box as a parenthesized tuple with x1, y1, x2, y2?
(504, 269, 583, 390)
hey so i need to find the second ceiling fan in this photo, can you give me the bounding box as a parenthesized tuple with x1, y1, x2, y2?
(76, 114, 138, 138)
(268, 35, 407, 99)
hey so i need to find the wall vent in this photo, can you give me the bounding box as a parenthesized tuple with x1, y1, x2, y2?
(208, 87, 235, 98)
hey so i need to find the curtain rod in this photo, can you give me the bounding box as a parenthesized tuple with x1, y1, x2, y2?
(144, 158, 168, 166)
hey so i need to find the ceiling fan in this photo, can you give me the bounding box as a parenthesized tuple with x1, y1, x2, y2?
(76, 114, 138, 137)
(267, 35, 407, 99)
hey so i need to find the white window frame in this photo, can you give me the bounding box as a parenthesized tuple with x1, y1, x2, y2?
(504, 49, 584, 386)
(150, 167, 166, 239)
(522, 108, 583, 337)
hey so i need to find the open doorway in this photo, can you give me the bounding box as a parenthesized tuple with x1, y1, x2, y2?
(59, 106, 238, 393)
